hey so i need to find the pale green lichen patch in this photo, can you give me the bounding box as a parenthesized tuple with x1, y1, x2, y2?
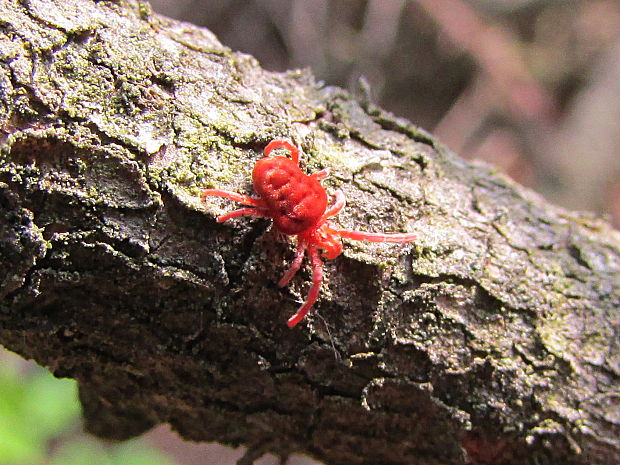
(0, 0, 66, 52)
(0, 32, 22, 62)
(25, 0, 103, 34)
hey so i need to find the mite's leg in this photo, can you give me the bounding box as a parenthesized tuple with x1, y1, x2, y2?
(216, 207, 270, 223)
(264, 140, 300, 165)
(322, 190, 346, 220)
(202, 189, 265, 207)
(330, 228, 416, 243)
(278, 241, 306, 287)
(287, 244, 323, 327)
(310, 168, 331, 181)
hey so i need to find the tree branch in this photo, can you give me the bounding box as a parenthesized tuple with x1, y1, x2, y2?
(0, 1, 618, 464)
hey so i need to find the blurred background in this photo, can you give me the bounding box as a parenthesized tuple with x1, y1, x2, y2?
(150, 0, 620, 228)
(2, 1, 619, 464)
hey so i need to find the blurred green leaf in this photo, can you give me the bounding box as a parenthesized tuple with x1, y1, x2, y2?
(0, 349, 178, 465)
(24, 371, 80, 437)
(111, 441, 177, 465)
(0, 356, 44, 465)
(51, 438, 177, 465)
(50, 438, 114, 465)
(0, 420, 45, 465)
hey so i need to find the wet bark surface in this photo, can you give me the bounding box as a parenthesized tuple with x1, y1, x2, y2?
(0, 1, 619, 464)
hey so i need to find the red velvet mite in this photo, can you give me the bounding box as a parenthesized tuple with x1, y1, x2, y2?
(202, 140, 416, 327)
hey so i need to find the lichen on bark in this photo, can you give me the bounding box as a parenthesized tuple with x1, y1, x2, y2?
(0, 1, 618, 465)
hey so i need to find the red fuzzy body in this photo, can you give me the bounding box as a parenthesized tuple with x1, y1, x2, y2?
(253, 156, 327, 235)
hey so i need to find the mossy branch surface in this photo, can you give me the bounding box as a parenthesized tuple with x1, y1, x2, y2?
(1, 1, 618, 464)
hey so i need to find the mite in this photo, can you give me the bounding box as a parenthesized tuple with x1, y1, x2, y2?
(202, 140, 416, 327)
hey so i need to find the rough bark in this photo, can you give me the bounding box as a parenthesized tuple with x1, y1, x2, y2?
(0, 1, 618, 464)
